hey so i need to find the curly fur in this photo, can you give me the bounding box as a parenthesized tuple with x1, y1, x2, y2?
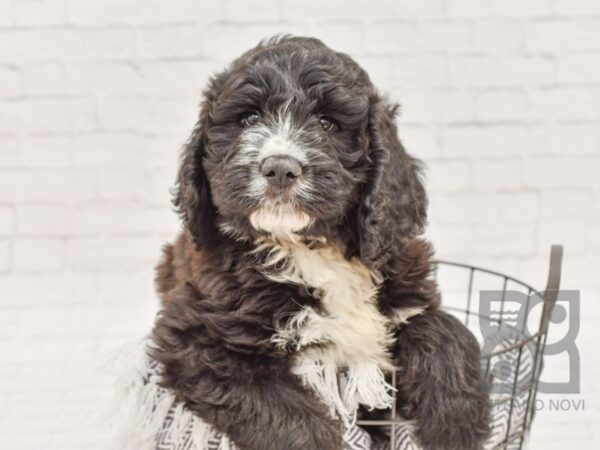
(151, 35, 490, 450)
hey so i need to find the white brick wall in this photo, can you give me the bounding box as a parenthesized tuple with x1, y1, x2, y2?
(1, 0, 598, 448)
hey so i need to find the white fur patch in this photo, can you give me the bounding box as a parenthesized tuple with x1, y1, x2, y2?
(236, 106, 314, 203)
(258, 239, 398, 423)
(249, 204, 313, 235)
(238, 107, 308, 166)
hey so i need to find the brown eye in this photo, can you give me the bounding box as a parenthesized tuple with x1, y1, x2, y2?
(241, 111, 261, 127)
(319, 116, 337, 132)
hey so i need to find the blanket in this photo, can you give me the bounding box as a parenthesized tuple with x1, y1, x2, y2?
(112, 336, 533, 450)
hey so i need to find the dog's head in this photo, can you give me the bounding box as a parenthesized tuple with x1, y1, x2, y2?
(175, 36, 427, 269)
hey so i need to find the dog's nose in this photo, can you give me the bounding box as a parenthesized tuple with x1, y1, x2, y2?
(260, 155, 303, 189)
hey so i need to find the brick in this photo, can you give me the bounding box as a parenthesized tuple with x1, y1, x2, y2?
(0, 29, 84, 63)
(550, 123, 600, 155)
(67, 303, 156, 338)
(201, 23, 308, 60)
(590, 221, 600, 254)
(21, 135, 72, 167)
(0, 240, 8, 272)
(541, 189, 595, 219)
(443, 125, 549, 157)
(449, 55, 555, 88)
(0, 0, 10, 27)
(225, 0, 280, 21)
(282, 0, 395, 21)
(0, 97, 96, 133)
(398, 125, 442, 158)
(446, 0, 492, 18)
(396, 90, 475, 123)
(475, 89, 528, 122)
(99, 167, 153, 201)
(368, 22, 471, 54)
(526, 20, 600, 53)
(0, 207, 14, 236)
(0, 433, 54, 450)
(68, 0, 223, 25)
(471, 160, 523, 191)
(70, 60, 215, 98)
(392, 55, 448, 88)
(67, 62, 144, 94)
(16, 204, 70, 236)
(529, 87, 600, 121)
(558, 53, 600, 84)
(314, 22, 366, 54)
(489, 0, 554, 17)
(0, 273, 95, 306)
(95, 270, 154, 304)
(22, 62, 65, 95)
(79, 28, 136, 61)
(137, 60, 216, 96)
(524, 157, 600, 188)
(0, 135, 19, 167)
(538, 219, 588, 255)
(433, 192, 538, 225)
(139, 25, 204, 59)
(13, 0, 66, 26)
(391, 0, 444, 19)
(353, 55, 394, 88)
(13, 238, 64, 272)
(69, 132, 182, 168)
(0, 169, 98, 202)
(97, 94, 197, 133)
(427, 221, 537, 257)
(426, 160, 470, 192)
(473, 20, 523, 53)
(555, 0, 600, 16)
(71, 203, 178, 235)
(0, 66, 21, 97)
(67, 236, 163, 271)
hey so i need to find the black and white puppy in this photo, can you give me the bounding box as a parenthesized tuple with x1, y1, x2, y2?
(152, 35, 490, 450)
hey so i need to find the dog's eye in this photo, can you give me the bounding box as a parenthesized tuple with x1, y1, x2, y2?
(241, 111, 261, 127)
(319, 116, 337, 132)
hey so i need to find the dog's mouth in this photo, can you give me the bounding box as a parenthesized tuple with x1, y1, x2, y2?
(249, 202, 313, 235)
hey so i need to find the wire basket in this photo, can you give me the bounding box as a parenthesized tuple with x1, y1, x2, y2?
(357, 245, 564, 450)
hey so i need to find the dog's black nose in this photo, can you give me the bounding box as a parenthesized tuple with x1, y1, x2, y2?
(260, 155, 303, 189)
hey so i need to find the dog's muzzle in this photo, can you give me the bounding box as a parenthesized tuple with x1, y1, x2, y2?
(260, 155, 303, 189)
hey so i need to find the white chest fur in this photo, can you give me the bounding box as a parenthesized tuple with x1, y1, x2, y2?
(258, 239, 396, 421)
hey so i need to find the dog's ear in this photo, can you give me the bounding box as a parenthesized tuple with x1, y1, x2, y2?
(173, 118, 218, 249)
(357, 96, 428, 269)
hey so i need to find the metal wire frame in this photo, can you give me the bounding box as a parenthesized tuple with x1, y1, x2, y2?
(356, 245, 563, 450)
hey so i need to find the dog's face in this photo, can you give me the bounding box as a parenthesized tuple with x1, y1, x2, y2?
(176, 36, 427, 268)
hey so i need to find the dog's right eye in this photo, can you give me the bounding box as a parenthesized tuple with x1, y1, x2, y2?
(241, 111, 261, 127)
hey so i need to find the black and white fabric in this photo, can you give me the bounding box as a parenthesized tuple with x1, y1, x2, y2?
(113, 336, 533, 450)
(483, 334, 535, 450)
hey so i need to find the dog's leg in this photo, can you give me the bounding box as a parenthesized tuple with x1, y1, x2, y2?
(391, 310, 490, 450)
(176, 358, 344, 450)
(152, 287, 344, 450)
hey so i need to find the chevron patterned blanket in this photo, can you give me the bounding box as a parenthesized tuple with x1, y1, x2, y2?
(112, 337, 532, 450)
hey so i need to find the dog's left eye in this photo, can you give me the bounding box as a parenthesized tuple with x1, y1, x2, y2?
(241, 111, 261, 127)
(319, 116, 337, 132)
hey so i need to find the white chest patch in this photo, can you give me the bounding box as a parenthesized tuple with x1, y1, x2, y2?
(257, 238, 400, 422)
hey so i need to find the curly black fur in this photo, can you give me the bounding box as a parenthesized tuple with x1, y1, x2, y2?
(151, 35, 490, 450)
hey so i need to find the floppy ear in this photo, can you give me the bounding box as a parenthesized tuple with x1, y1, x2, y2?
(173, 119, 218, 249)
(358, 97, 428, 269)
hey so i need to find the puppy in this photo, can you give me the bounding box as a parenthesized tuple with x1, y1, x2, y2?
(151, 35, 490, 450)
